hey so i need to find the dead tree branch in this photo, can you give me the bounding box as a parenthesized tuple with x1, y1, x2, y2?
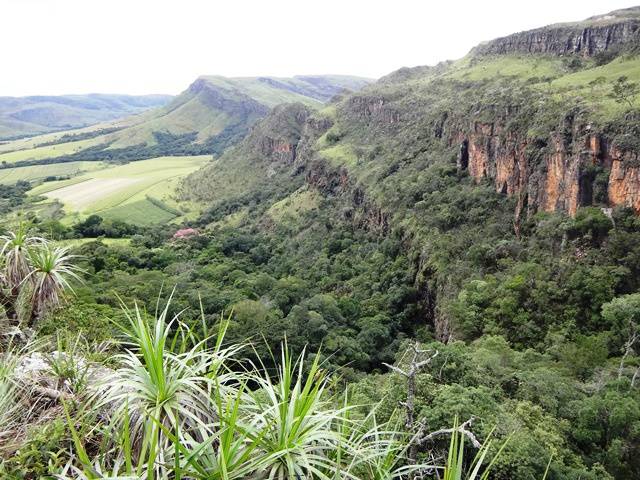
(419, 416, 483, 449)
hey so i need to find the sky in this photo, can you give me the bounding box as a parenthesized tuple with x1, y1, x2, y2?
(0, 0, 637, 96)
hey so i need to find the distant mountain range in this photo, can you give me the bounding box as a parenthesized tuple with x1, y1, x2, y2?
(0, 94, 174, 140)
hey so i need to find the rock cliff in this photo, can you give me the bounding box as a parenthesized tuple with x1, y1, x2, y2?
(452, 115, 640, 222)
(473, 7, 640, 57)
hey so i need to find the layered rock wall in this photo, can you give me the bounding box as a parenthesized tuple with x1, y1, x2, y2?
(452, 119, 640, 218)
(473, 12, 640, 57)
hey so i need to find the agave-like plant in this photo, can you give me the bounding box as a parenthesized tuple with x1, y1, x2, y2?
(95, 297, 242, 472)
(26, 243, 82, 325)
(55, 297, 416, 480)
(0, 224, 45, 323)
(249, 347, 356, 480)
(344, 411, 423, 480)
(0, 224, 44, 289)
(440, 418, 509, 480)
(0, 348, 20, 447)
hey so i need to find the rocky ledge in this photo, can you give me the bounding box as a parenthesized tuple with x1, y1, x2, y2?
(473, 7, 640, 57)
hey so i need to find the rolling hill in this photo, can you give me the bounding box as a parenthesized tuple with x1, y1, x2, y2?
(92, 74, 373, 152)
(0, 75, 372, 167)
(0, 93, 173, 140)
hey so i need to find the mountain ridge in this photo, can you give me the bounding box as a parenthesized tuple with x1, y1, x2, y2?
(473, 6, 640, 57)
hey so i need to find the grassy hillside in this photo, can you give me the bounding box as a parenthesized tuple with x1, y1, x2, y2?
(0, 75, 372, 169)
(0, 76, 370, 226)
(0, 93, 172, 140)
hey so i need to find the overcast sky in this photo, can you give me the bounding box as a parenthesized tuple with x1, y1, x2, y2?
(1, 0, 637, 96)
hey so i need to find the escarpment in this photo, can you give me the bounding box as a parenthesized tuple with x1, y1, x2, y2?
(473, 7, 640, 57)
(244, 103, 312, 164)
(450, 114, 640, 219)
(184, 78, 269, 117)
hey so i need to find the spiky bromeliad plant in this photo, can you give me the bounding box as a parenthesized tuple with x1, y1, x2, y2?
(27, 243, 82, 325)
(0, 347, 20, 449)
(0, 224, 45, 324)
(440, 418, 509, 480)
(0, 225, 81, 328)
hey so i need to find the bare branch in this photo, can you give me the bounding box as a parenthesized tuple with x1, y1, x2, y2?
(382, 362, 409, 377)
(420, 417, 483, 449)
(415, 350, 439, 370)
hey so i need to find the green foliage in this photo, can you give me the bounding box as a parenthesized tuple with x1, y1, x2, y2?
(0, 420, 69, 479)
(609, 75, 640, 107)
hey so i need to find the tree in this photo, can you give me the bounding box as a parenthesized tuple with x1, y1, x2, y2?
(609, 75, 639, 108)
(602, 294, 640, 382)
(383, 341, 440, 478)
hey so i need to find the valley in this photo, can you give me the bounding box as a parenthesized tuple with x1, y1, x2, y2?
(2, 5, 640, 480)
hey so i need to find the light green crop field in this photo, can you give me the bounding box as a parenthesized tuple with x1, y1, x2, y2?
(32, 156, 209, 225)
(0, 137, 100, 164)
(99, 198, 177, 225)
(0, 161, 105, 185)
(0, 123, 108, 154)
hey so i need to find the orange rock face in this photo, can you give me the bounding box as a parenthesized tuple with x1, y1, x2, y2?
(542, 135, 582, 216)
(608, 148, 640, 213)
(455, 122, 640, 217)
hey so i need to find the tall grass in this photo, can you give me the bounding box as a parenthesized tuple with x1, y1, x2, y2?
(0, 348, 20, 446)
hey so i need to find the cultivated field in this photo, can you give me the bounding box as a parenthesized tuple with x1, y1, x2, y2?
(0, 161, 105, 185)
(0, 137, 99, 164)
(44, 178, 142, 210)
(31, 155, 210, 224)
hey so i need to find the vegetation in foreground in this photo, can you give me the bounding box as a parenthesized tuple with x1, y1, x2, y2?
(0, 229, 506, 479)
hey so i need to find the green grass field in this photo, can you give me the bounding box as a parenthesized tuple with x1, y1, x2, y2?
(55, 237, 132, 249)
(0, 138, 100, 164)
(99, 198, 177, 224)
(0, 161, 106, 185)
(446, 55, 566, 82)
(30, 156, 210, 225)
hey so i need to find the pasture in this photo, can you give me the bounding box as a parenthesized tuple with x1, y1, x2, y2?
(0, 137, 99, 164)
(32, 155, 210, 224)
(0, 161, 105, 185)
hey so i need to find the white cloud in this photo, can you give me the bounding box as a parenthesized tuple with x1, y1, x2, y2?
(0, 0, 636, 96)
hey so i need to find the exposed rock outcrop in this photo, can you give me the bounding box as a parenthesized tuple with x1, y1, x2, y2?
(473, 7, 640, 57)
(346, 94, 401, 125)
(245, 103, 312, 164)
(185, 78, 269, 118)
(451, 116, 640, 219)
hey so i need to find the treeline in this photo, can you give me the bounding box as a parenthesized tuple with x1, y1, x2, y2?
(1, 125, 252, 170)
(0, 180, 30, 215)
